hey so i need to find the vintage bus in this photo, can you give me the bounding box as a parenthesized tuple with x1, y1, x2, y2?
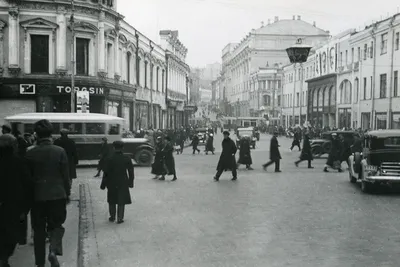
(221, 117, 267, 128)
(4, 113, 154, 166)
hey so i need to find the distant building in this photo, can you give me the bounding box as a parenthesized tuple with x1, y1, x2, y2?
(199, 88, 212, 103)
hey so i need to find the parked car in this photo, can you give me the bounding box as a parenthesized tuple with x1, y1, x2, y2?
(122, 138, 154, 166)
(310, 130, 357, 158)
(236, 127, 256, 149)
(348, 130, 400, 193)
(196, 128, 208, 144)
(253, 126, 260, 141)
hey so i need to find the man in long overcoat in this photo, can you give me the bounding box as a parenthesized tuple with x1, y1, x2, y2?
(54, 129, 79, 183)
(295, 132, 314, 168)
(95, 137, 111, 177)
(290, 128, 302, 151)
(323, 133, 343, 172)
(205, 133, 214, 155)
(151, 137, 165, 179)
(191, 134, 200, 154)
(100, 141, 134, 224)
(263, 131, 282, 172)
(160, 136, 177, 181)
(237, 137, 253, 170)
(214, 131, 238, 181)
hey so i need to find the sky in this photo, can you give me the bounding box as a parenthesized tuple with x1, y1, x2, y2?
(118, 0, 400, 68)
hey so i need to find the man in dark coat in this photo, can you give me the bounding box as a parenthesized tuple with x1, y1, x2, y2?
(100, 141, 134, 224)
(295, 132, 314, 168)
(263, 131, 282, 172)
(151, 137, 165, 179)
(290, 129, 302, 151)
(191, 134, 200, 154)
(214, 131, 238, 181)
(0, 134, 32, 267)
(26, 119, 71, 267)
(323, 133, 343, 172)
(54, 129, 79, 183)
(95, 137, 111, 177)
(1, 124, 11, 135)
(237, 137, 253, 170)
(205, 133, 214, 155)
(159, 136, 177, 181)
(351, 133, 363, 153)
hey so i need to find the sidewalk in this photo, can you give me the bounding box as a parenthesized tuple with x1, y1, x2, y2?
(9, 183, 80, 267)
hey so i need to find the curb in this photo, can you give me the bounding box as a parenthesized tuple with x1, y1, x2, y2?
(77, 184, 100, 267)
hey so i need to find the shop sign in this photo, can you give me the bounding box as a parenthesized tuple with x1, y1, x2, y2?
(20, 84, 36, 94)
(57, 86, 104, 95)
(184, 105, 196, 112)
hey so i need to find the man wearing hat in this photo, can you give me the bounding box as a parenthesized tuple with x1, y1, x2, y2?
(263, 131, 282, 172)
(214, 131, 238, 181)
(100, 141, 134, 224)
(54, 129, 79, 183)
(323, 132, 343, 172)
(1, 124, 11, 135)
(95, 137, 111, 178)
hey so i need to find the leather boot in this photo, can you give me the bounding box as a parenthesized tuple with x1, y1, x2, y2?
(48, 227, 65, 256)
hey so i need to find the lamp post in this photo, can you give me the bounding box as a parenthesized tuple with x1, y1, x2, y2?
(149, 41, 154, 129)
(285, 38, 312, 126)
(69, 0, 75, 113)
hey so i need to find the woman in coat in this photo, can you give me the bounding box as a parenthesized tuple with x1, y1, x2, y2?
(295, 133, 314, 168)
(214, 131, 238, 181)
(237, 137, 253, 170)
(0, 134, 32, 267)
(151, 137, 165, 179)
(159, 136, 177, 181)
(323, 133, 343, 172)
(100, 141, 134, 224)
(205, 133, 214, 155)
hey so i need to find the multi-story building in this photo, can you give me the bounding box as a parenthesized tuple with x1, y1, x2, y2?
(0, 0, 191, 130)
(220, 16, 330, 117)
(199, 87, 212, 103)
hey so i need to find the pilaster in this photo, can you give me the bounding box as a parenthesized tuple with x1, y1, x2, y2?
(8, 6, 20, 74)
(56, 13, 67, 72)
(98, 11, 105, 72)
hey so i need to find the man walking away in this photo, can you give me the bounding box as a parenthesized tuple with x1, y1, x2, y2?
(214, 131, 238, 181)
(54, 129, 78, 184)
(160, 136, 178, 181)
(100, 141, 134, 224)
(190, 134, 200, 154)
(263, 131, 282, 172)
(295, 132, 314, 168)
(26, 119, 70, 267)
(237, 137, 253, 170)
(290, 129, 301, 151)
(95, 137, 111, 178)
(323, 133, 343, 173)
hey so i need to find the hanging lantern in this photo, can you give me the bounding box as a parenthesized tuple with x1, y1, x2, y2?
(286, 38, 312, 64)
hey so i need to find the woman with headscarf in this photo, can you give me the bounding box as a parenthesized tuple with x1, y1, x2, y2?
(0, 134, 32, 267)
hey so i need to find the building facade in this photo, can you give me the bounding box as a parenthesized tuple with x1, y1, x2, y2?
(0, 0, 191, 130)
(220, 16, 330, 118)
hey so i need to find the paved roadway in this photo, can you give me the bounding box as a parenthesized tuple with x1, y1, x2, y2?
(10, 132, 400, 267)
(78, 132, 400, 267)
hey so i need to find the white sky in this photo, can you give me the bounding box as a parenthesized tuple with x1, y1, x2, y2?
(118, 0, 400, 67)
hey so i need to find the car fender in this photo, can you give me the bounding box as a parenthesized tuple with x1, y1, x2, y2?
(353, 152, 362, 174)
(348, 155, 356, 178)
(360, 159, 368, 181)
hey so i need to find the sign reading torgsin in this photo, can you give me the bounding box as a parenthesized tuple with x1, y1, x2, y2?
(57, 86, 104, 95)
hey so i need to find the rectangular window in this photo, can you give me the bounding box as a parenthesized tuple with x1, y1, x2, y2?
(277, 95, 281, 106)
(277, 80, 281, 89)
(370, 41, 374, 58)
(144, 61, 148, 88)
(394, 71, 398, 97)
(296, 92, 299, 106)
(108, 124, 120, 135)
(363, 77, 367, 100)
(381, 33, 388, 54)
(364, 44, 367, 60)
(137, 57, 141, 86)
(156, 68, 159, 91)
(86, 123, 106, 135)
(162, 70, 165, 93)
(357, 47, 361, 61)
(351, 48, 354, 63)
(396, 32, 399, 51)
(370, 76, 373, 99)
(345, 50, 348, 65)
(340, 52, 343, 66)
(62, 123, 83, 134)
(31, 35, 49, 73)
(76, 38, 89, 75)
(126, 52, 131, 84)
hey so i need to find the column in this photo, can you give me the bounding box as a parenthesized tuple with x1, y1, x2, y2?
(114, 32, 119, 77)
(98, 13, 105, 71)
(56, 13, 67, 70)
(8, 7, 19, 68)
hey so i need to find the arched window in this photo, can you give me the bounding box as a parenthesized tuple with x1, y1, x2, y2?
(324, 87, 329, 107)
(329, 85, 336, 106)
(313, 89, 318, 107)
(126, 52, 131, 84)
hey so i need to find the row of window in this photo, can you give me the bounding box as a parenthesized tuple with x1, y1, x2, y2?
(284, 66, 317, 84)
(232, 79, 282, 95)
(282, 91, 308, 108)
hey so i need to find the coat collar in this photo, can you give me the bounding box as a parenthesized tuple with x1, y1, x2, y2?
(37, 138, 52, 145)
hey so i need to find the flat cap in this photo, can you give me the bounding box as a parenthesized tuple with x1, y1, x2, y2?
(223, 131, 230, 135)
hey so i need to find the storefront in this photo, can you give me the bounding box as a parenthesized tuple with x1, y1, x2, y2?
(135, 100, 149, 130)
(375, 112, 387, 130)
(361, 112, 371, 130)
(392, 112, 400, 129)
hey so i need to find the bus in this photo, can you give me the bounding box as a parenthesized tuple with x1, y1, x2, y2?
(221, 117, 267, 128)
(4, 113, 154, 166)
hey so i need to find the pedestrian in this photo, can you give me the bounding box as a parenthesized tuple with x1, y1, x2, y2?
(0, 134, 32, 267)
(95, 137, 111, 178)
(160, 136, 178, 181)
(13, 130, 29, 157)
(190, 134, 200, 154)
(323, 133, 343, 173)
(237, 136, 253, 170)
(205, 133, 214, 155)
(151, 137, 165, 180)
(214, 131, 238, 181)
(294, 132, 314, 168)
(290, 129, 301, 151)
(26, 119, 71, 267)
(100, 141, 134, 224)
(1, 125, 11, 135)
(54, 129, 79, 184)
(263, 131, 282, 172)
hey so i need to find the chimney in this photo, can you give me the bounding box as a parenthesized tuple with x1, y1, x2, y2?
(268, 19, 271, 25)
(261, 21, 264, 27)
(313, 21, 316, 27)
(274, 16, 279, 22)
(297, 15, 301, 20)
(292, 15, 296, 20)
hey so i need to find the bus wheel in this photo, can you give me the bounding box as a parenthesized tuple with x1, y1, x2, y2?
(135, 149, 153, 166)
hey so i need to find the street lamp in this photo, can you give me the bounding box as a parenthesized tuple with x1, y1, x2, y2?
(285, 38, 312, 126)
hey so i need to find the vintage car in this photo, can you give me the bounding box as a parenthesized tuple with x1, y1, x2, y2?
(196, 128, 208, 144)
(236, 127, 256, 149)
(348, 130, 400, 193)
(311, 130, 357, 158)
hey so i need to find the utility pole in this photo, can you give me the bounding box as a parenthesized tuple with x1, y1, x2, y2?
(272, 71, 277, 123)
(70, 0, 75, 113)
(149, 41, 154, 129)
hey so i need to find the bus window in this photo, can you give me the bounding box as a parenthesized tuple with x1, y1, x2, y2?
(108, 124, 120, 135)
(62, 123, 83, 134)
(24, 123, 35, 134)
(86, 123, 106, 135)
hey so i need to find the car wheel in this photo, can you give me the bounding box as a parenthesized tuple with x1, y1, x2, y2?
(349, 171, 357, 183)
(135, 149, 153, 166)
(361, 180, 374, 193)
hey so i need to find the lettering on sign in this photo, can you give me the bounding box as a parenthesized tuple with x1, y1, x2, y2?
(57, 86, 104, 95)
(20, 84, 36, 94)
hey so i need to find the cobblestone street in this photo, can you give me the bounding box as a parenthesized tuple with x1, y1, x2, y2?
(78, 133, 400, 267)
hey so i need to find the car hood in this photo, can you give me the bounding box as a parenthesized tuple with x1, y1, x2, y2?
(367, 149, 400, 165)
(122, 138, 149, 143)
(311, 139, 326, 144)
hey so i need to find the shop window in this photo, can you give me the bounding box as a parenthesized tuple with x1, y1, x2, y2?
(108, 124, 120, 135)
(86, 123, 106, 134)
(62, 123, 83, 134)
(392, 113, 400, 129)
(76, 38, 89, 75)
(376, 113, 387, 130)
(380, 74, 387, 98)
(31, 35, 49, 73)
